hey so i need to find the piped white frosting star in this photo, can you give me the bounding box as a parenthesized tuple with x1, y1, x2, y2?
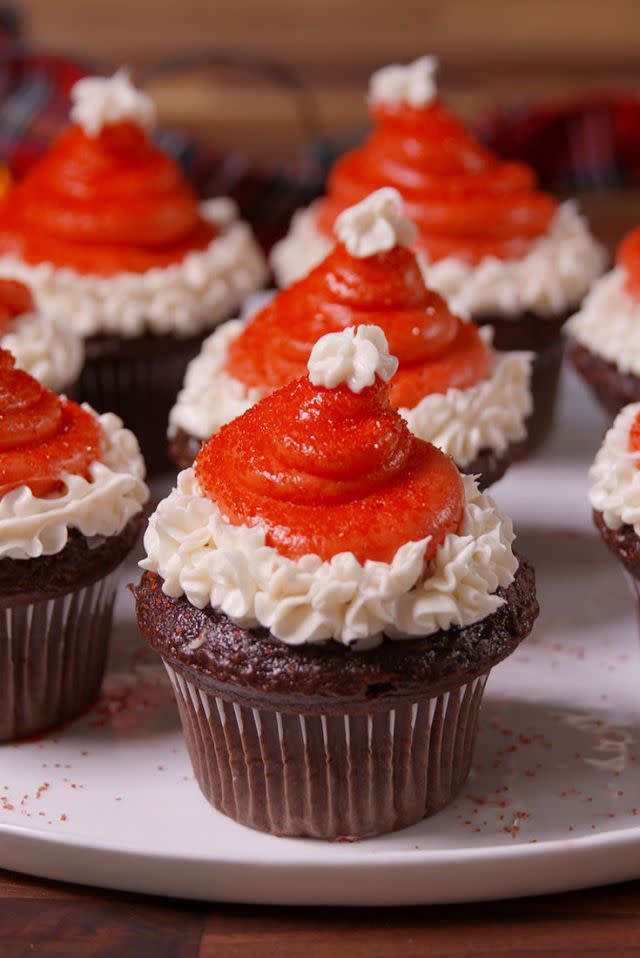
(368, 55, 439, 109)
(70, 68, 156, 137)
(307, 325, 399, 394)
(334, 187, 416, 258)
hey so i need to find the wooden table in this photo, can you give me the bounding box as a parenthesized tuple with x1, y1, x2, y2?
(1, 868, 639, 956)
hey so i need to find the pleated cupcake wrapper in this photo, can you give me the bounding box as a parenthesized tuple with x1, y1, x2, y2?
(480, 315, 566, 458)
(0, 569, 120, 743)
(524, 336, 565, 455)
(78, 337, 205, 476)
(623, 570, 640, 633)
(496, 334, 565, 462)
(164, 661, 490, 840)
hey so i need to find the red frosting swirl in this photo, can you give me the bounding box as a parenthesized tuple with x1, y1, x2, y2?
(226, 243, 491, 409)
(0, 279, 34, 335)
(0, 123, 216, 275)
(0, 349, 102, 497)
(195, 370, 465, 564)
(314, 101, 556, 264)
(617, 226, 640, 301)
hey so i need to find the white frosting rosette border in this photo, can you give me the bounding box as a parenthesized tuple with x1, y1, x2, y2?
(567, 268, 640, 377)
(0, 407, 149, 560)
(1, 311, 84, 392)
(399, 340, 532, 466)
(0, 208, 268, 340)
(168, 318, 263, 441)
(270, 206, 333, 288)
(271, 201, 605, 318)
(141, 469, 518, 650)
(589, 402, 640, 535)
(168, 321, 532, 467)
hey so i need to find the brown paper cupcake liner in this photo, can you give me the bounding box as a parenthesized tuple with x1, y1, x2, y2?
(164, 661, 489, 840)
(477, 310, 570, 458)
(622, 570, 640, 633)
(78, 331, 208, 476)
(569, 340, 640, 420)
(0, 569, 120, 743)
(517, 335, 565, 457)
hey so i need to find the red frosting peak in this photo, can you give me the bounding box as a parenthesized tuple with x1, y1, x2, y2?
(617, 227, 640, 301)
(314, 99, 557, 264)
(0, 279, 34, 335)
(226, 242, 491, 409)
(0, 349, 102, 497)
(196, 366, 465, 564)
(0, 121, 216, 276)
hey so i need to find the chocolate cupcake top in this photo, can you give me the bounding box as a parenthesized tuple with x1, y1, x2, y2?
(0, 349, 148, 559)
(568, 228, 640, 377)
(0, 70, 267, 339)
(590, 401, 640, 534)
(170, 189, 532, 468)
(0, 279, 83, 392)
(271, 57, 604, 316)
(146, 325, 518, 649)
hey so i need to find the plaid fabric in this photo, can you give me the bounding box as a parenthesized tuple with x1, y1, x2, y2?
(476, 93, 640, 193)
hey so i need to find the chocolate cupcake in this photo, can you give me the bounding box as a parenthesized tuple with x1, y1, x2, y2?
(272, 57, 604, 455)
(0, 70, 267, 474)
(0, 279, 83, 394)
(0, 349, 148, 742)
(136, 325, 538, 840)
(590, 402, 640, 606)
(170, 189, 533, 489)
(568, 228, 640, 418)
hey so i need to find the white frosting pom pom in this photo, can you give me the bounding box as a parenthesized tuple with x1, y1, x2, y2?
(334, 187, 416, 258)
(307, 325, 398, 394)
(70, 68, 156, 137)
(368, 55, 439, 109)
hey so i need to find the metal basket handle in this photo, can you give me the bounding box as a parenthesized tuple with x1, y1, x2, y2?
(139, 50, 322, 159)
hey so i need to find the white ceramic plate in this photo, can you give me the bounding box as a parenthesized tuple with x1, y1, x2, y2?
(1, 369, 639, 905)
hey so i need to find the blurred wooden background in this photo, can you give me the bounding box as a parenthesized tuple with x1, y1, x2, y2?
(14, 0, 640, 250)
(18, 0, 640, 164)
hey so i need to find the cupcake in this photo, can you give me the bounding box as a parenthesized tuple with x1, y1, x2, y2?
(0, 348, 148, 741)
(272, 56, 604, 453)
(0, 69, 267, 474)
(590, 402, 640, 603)
(170, 189, 533, 488)
(0, 278, 83, 394)
(136, 325, 538, 840)
(568, 227, 640, 417)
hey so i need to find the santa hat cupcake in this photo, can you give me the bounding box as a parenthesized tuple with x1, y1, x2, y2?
(0, 348, 148, 741)
(0, 69, 267, 473)
(569, 227, 640, 417)
(170, 188, 532, 488)
(136, 325, 538, 840)
(0, 279, 83, 393)
(272, 56, 604, 453)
